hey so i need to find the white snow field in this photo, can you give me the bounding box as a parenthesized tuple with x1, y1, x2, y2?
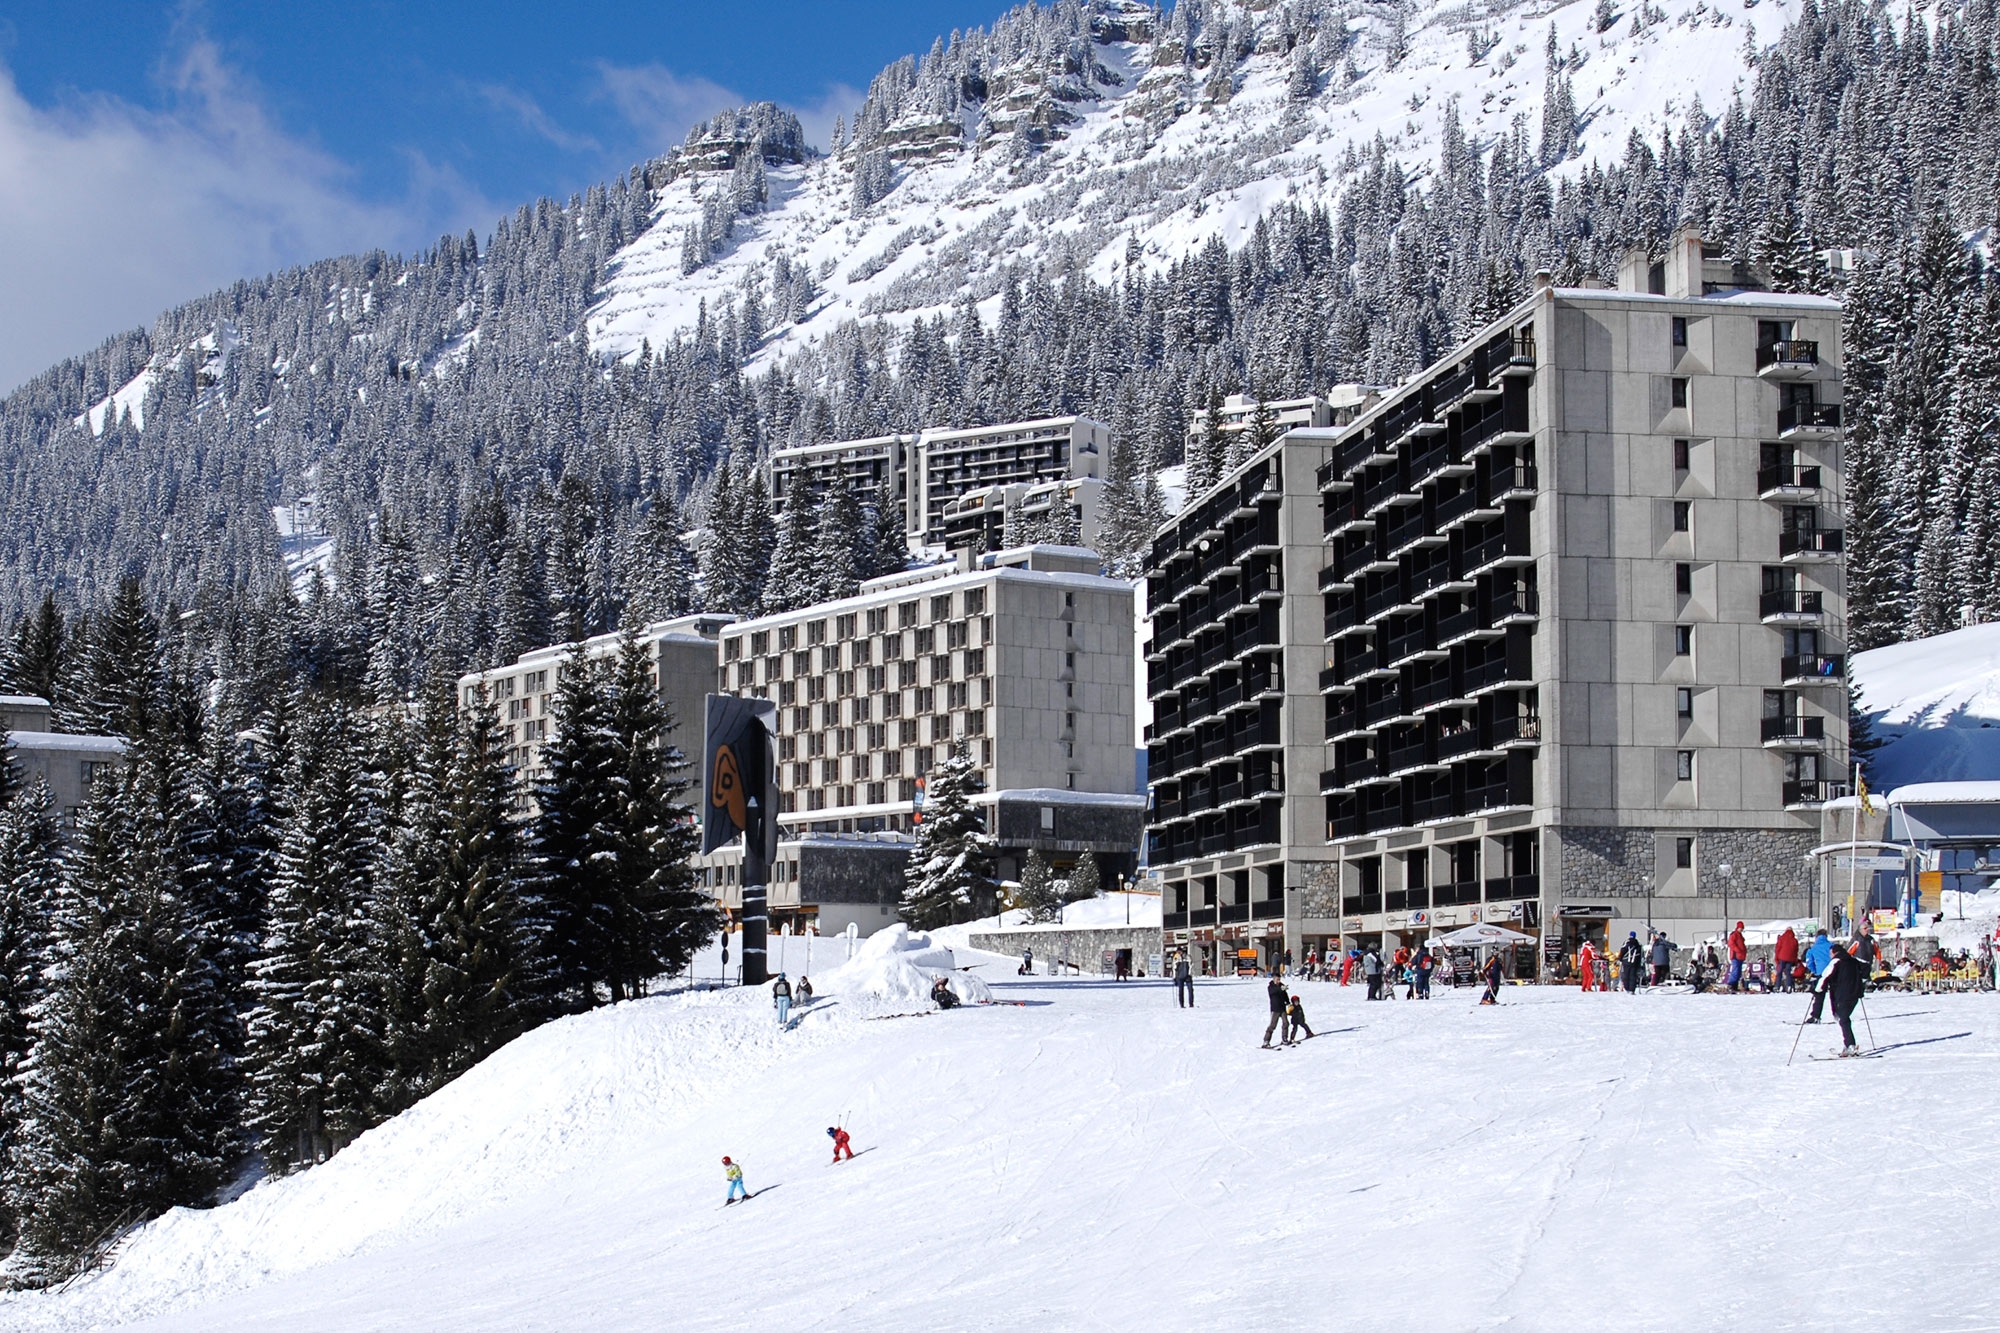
(1851, 622, 2000, 788)
(6, 957, 1997, 1331)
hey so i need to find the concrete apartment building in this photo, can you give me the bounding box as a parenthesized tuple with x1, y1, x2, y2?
(1147, 227, 1850, 970)
(700, 544, 1144, 933)
(0, 694, 127, 827)
(456, 613, 734, 808)
(1181, 388, 1381, 458)
(767, 433, 916, 528)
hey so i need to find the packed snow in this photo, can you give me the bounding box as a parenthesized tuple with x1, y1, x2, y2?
(1851, 622, 2000, 786)
(7, 952, 1997, 1331)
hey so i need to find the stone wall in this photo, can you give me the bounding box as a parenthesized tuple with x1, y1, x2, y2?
(966, 925, 1165, 975)
(1698, 827, 1817, 901)
(1558, 826, 1655, 898)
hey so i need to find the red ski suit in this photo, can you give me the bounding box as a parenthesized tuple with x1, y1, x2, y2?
(830, 1128, 854, 1162)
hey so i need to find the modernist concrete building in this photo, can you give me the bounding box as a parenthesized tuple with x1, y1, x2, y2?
(1148, 230, 1850, 970)
(767, 433, 917, 529)
(1181, 389, 1381, 460)
(456, 613, 734, 808)
(1, 694, 127, 828)
(700, 544, 1144, 930)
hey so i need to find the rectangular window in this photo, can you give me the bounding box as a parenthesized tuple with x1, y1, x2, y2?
(866, 608, 887, 634)
(900, 718, 920, 744)
(914, 688, 934, 714)
(779, 681, 797, 706)
(1673, 501, 1691, 532)
(1676, 563, 1692, 595)
(1673, 438, 1690, 471)
(965, 588, 986, 615)
(852, 696, 872, 723)
(930, 595, 952, 622)
(882, 633, 902, 660)
(750, 631, 769, 656)
(1676, 687, 1693, 719)
(898, 601, 918, 629)
(850, 639, 872, 666)
(793, 651, 812, 676)
(966, 709, 985, 735)
(1676, 751, 1695, 782)
(866, 666, 887, 692)
(836, 613, 857, 639)
(866, 782, 886, 805)
(932, 654, 953, 683)
(916, 745, 934, 774)
(821, 645, 841, 673)
(946, 621, 969, 650)
(914, 627, 936, 655)
(807, 620, 827, 646)
(1675, 835, 1694, 867)
(778, 625, 797, 651)
(1675, 625, 1693, 656)
(724, 639, 742, 662)
(1671, 316, 1688, 347)
(1671, 377, 1688, 408)
(964, 648, 985, 676)
(837, 671, 856, 697)
(898, 660, 919, 687)
(806, 677, 826, 703)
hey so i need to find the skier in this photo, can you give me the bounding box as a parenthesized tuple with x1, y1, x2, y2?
(1773, 927, 1800, 993)
(1284, 992, 1315, 1044)
(1577, 938, 1599, 993)
(1174, 951, 1195, 1008)
(1647, 931, 1674, 987)
(772, 973, 793, 1028)
(1261, 975, 1290, 1047)
(1340, 947, 1358, 986)
(723, 1156, 748, 1205)
(827, 1125, 855, 1163)
(1479, 952, 1504, 1005)
(1823, 939, 1869, 1056)
(1363, 945, 1384, 1001)
(1852, 923, 1882, 977)
(1725, 922, 1748, 992)
(1618, 932, 1644, 993)
(931, 976, 960, 1010)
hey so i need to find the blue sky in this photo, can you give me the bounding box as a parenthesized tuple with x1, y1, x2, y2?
(0, 0, 1007, 393)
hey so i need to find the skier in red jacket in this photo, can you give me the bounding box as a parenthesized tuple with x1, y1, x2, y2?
(1773, 927, 1801, 992)
(827, 1125, 854, 1163)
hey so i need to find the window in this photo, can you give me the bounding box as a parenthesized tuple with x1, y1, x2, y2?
(932, 654, 952, 683)
(1675, 751, 1695, 782)
(836, 613, 857, 639)
(751, 631, 769, 656)
(866, 608, 887, 634)
(1671, 377, 1688, 409)
(898, 601, 918, 629)
(1671, 316, 1688, 347)
(1676, 687, 1693, 719)
(964, 648, 985, 676)
(915, 688, 934, 713)
(1676, 563, 1692, 595)
(1673, 438, 1690, 471)
(1064, 592, 1075, 610)
(821, 645, 841, 673)
(851, 639, 871, 666)
(778, 625, 797, 651)
(965, 589, 986, 615)
(901, 718, 920, 745)
(946, 621, 969, 650)
(866, 724, 886, 749)
(724, 639, 742, 662)
(852, 696, 871, 723)
(1675, 835, 1694, 867)
(898, 660, 919, 687)
(1672, 501, 1691, 532)
(793, 651, 812, 675)
(914, 627, 936, 654)
(930, 595, 952, 622)
(1675, 625, 1693, 656)
(807, 620, 827, 646)
(779, 681, 797, 706)
(866, 666, 887, 692)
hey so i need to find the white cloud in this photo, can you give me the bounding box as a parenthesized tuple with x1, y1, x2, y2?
(787, 83, 863, 154)
(0, 39, 495, 396)
(595, 62, 745, 153)
(473, 83, 603, 155)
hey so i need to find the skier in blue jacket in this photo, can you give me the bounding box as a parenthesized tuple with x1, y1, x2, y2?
(1802, 928, 1834, 1023)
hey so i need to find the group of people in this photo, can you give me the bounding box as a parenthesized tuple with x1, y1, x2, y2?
(1260, 977, 1316, 1046)
(769, 973, 814, 1027)
(722, 1124, 859, 1204)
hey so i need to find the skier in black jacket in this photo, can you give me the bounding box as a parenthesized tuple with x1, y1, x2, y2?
(1617, 932, 1644, 993)
(1261, 977, 1290, 1047)
(1823, 941, 1869, 1055)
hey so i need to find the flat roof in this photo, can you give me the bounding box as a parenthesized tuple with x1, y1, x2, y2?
(6, 731, 127, 753)
(1888, 782, 2000, 806)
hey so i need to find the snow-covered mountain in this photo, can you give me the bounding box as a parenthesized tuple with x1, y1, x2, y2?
(590, 0, 1787, 372)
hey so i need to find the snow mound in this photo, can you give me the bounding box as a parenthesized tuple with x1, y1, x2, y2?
(821, 924, 994, 1008)
(1852, 624, 2000, 787)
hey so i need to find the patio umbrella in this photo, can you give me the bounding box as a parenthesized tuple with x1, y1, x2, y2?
(1432, 922, 1537, 948)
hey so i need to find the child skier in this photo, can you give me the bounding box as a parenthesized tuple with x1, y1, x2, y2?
(722, 1156, 747, 1204)
(1284, 992, 1315, 1043)
(828, 1126, 855, 1163)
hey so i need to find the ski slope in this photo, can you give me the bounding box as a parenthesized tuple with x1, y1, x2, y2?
(6, 947, 1996, 1330)
(1852, 623, 2000, 788)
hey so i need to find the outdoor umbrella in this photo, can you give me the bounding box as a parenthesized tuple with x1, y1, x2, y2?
(1432, 922, 1537, 948)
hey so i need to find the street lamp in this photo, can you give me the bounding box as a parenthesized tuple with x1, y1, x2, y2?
(1718, 862, 1734, 940)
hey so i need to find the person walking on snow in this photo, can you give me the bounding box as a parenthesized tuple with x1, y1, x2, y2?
(827, 1126, 855, 1163)
(1262, 976, 1291, 1047)
(1577, 939, 1599, 992)
(772, 974, 793, 1028)
(1774, 927, 1801, 993)
(1725, 922, 1748, 992)
(1803, 928, 1833, 1023)
(1174, 952, 1195, 1008)
(723, 1157, 748, 1204)
(1618, 932, 1644, 993)
(1414, 947, 1435, 999)
(1479, 953, 1504, 1005)
(1363, 945, 1385, 1001)
(1284, 992, 1315, 1043)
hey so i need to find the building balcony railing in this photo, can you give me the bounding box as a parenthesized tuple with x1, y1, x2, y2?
(1757, 464, 1821, 498)
(1436, 724, 1482, 762)
(1756, 339, 1820, 378)
(1488, 586, 1540, 626)
(1784, 779, 1851, 808)
(1782, 652, 1846, 685)
(1759, 589, 1824, 622)
(1503, 331, 1536, 376)
(1487, 459, 1538, 502)
(1778, 403, 1842, 438)
(1432, 879, 1481, 906)
(1433, 486, 1478, 531)
(1490, 712, 1542, 748)
(1463, 528, 1533, 578)
(1760, 714, 1826, 748)
(1780, 528, 1843, 561)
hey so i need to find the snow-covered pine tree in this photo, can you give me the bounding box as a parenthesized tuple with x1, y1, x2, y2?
(1014, 847, 1059, 922)
(1066, 850, 1102, 904)
(812, 474, 863, 604)
(900, 747, 998, 929)
(763, 485, 820, 614)
(622, 490, 698, 630)
(5, 595, 64, 706)
(0, 779, 60, 1247)
(525, 645, 623, 1009)
(63, 578, 162, 737)
(1095, 434, 1165, 578)
(10, 744, 236, 1279)
(244, 696, 389, 1171)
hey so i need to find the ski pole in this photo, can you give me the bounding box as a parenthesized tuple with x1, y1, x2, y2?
(1786, 1005, 1809, 1067)
(1858, 992, 1875, 1049)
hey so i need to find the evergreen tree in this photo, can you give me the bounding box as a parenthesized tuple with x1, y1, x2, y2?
(244, 697, 387, 1170)
(0, 780, 60, 1247)
(621, 491, 698, 630)
(763, 486, 820, 614)
(10, 749, 237, 1279)
(1066, 850, 1102, 904)
(65, 579, 161, 738)
(5, 596, 65, 706)
(1096, 435, 1165, 578)
(1013, 847, 1059, 922)
(900, 747, 998, 928)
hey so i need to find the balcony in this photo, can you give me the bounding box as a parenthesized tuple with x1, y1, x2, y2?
(1782, 652, 1846, 685)
(1488, 459, 1539, 502)
(1502, 331, 1536, 376)
(1484, 874, 1541, 903)
(1784, 778, 1851, 809)
(1316, 458, 1350, 492)
(1387, 736, 1440, 776)
(1779, 528, 1843, 562)
(1433, 485, 1478, 531)
(1464, 529, 1533, 578)
(1434, 604, 1483, 646)
(1759, 589, 1824, 624)
(1778, 403, 1842, 439)
(1488, 586, 1540, 625)
(1757, 464, 1821, 499)
(1436, 723, 1482, 762)
(1756, 339, 1820, 379)
(1760, 714, 1826, 749)
(1490, 712, 1542, 748)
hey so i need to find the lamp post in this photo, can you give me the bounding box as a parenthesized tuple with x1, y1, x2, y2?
(1718, 862, 1734, 942)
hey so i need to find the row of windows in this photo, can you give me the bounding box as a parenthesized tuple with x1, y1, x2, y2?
(724, 592, 991, 660)
(730, 646, 992, 692)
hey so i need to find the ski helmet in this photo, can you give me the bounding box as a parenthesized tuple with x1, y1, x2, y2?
(721, 1156, 731, 1164)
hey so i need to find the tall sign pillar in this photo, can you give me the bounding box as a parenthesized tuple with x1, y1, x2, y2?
(702, 695, 780, 986)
